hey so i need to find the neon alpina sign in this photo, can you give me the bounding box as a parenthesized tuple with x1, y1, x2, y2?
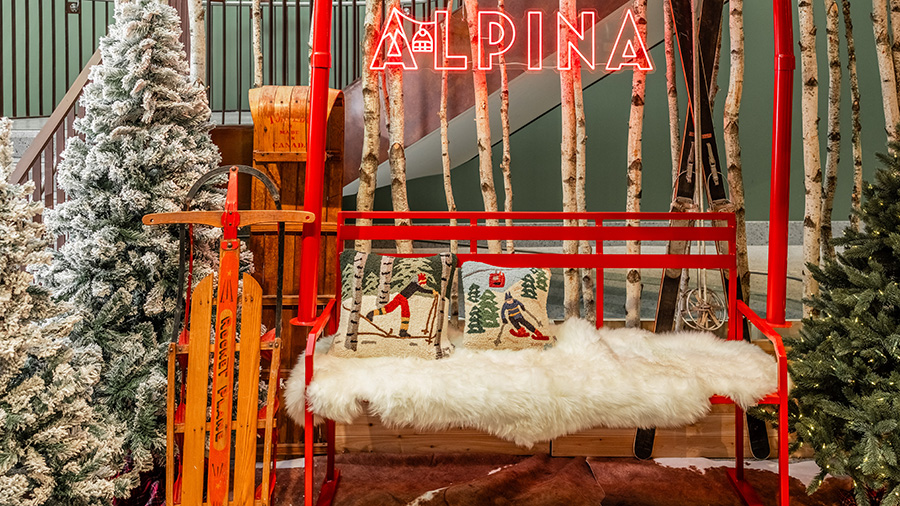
(370, 7, 653, 72)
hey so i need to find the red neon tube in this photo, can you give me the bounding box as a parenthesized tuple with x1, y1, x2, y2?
(766, 0, 794, 326)
(295, 0, 333, 325)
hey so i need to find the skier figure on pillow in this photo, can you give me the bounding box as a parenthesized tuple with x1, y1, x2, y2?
(501, 292, 548, 340)
(366, 273, 438, 337)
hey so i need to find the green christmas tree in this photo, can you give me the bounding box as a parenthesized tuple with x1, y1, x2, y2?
(466, 305, 484, 334)
(39, 0, 222, 487)
(531, 268, 548, 292)
(478, 290, 500, 328)
(467, 284, 481, 304)
(0, 117, 128, 505)
(786, 138, 900, 505)
(521, 274, 538, 299)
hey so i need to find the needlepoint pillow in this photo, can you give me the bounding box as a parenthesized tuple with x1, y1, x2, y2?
(460, 262, 555, 350)
(329, 251, 456, 360)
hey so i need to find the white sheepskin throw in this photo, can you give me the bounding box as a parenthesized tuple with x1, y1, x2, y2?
(283, 318, 778, 448)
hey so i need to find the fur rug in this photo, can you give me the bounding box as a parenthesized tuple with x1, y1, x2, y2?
(284, 318, 778, 447)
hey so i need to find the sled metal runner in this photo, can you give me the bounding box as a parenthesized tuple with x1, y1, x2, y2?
(145, 165, 314, 506)
(299, 211, 790, 506)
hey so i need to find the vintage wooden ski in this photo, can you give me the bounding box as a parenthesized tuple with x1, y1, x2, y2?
(636, 0, 769, 460)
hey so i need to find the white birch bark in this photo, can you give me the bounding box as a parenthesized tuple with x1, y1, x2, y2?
(439, 20, 460, 316)
(724, 0, 750, 300)
(187, 0, 206, 85)
(376, 256, 394, 305)
(355, 0, 383, 253)
(387, 0, 413, 254)
(252, 0, 263, 88)
(821, 0, 842, 262)
(664, 0, 680, 185)
(873, 0, 900, 143)
(560, 0, 580, 319)
(440, 35, 458, 256)
(841, 0, 864, 232)
(890, 0, 900, 96)
(464, 0, 501, 254)
(574, 57, 595, 323)
(709, 20, 723, 106)
(798, 0, 821, 316)
(625, 0, 648, 329)
(435, 254, 454, 358)
(346, 252, 367, 350)
(498, 0, 515, 253)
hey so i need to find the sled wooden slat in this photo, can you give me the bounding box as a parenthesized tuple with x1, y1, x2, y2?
(182, 275, 214, 506)
(166, 344, 176, 506)
(234, 274, 263, 506)
(261, 339, 282, 506)
(208, 244, 241, 506)
(142, 210, 315, 228)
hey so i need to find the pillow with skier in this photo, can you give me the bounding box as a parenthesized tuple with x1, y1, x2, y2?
(460, 262, 555, 350)
(329, 251, 456, 359)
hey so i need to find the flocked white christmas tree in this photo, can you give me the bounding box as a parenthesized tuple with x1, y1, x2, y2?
(41, 0, 222, 481)
(0, 117, 128, 506)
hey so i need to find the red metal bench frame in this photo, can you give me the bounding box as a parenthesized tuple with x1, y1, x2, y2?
(301, 210, 789, 506)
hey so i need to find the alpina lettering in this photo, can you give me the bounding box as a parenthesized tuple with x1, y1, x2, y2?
(370, 7, 652, 73)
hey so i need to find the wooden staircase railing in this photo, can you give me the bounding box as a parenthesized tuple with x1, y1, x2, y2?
(10, 49, 100, 245)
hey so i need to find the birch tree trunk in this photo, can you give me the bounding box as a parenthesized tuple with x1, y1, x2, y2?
(798, 0, 821, 317)
(890, 0, 900, 96)
(376, 256, 394, 305)
(440, 47, 458, 255)
(187, 0, 206, 85)
(625, 0, 648, 329)
(252, 0, 263, 88)
(821, 0, 842, 262)
(345, 252, 367, 350)
(664, 0, 680, 185)
(575, 70, 595, 323)
(386, 0, 413, 254)
(724, 0, 750, 300)
(873, 0, 900, 143)
(439, 11, 460, 316)
(498, 0, 515, 253)
(464, 0, 502, 254)
(560, 0, 580, 319)
(355, 0, 383, 253)
(709, 20, 724, 106)
(841, 0, 864, 232)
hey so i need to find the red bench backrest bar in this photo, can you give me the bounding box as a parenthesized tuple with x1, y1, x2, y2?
(334, 211, 738, 336)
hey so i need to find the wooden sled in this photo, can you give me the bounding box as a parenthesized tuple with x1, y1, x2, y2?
(145, 165, 313, 506)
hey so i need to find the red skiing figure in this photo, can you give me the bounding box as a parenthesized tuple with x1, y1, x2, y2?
(366, 273, 438, 337)
(501, 292, 548, 340)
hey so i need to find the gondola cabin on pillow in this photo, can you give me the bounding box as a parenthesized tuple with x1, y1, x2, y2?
(330, 251, 456, 359)
(462, 262, 555, 350)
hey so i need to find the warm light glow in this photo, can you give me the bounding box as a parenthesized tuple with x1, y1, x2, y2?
(605, 9, 654, 71)
(367, 6, 652, 74)
(527, 10, 543, 70)
(557, 10, 596, 70)
(433, 9, 468, 70)
(477, 10, 516, 70)
(371, 7, 423, 71)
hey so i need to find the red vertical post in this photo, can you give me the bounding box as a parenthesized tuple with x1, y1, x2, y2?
(766, 0, 795, 326)
(295, 0, 334, 325)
